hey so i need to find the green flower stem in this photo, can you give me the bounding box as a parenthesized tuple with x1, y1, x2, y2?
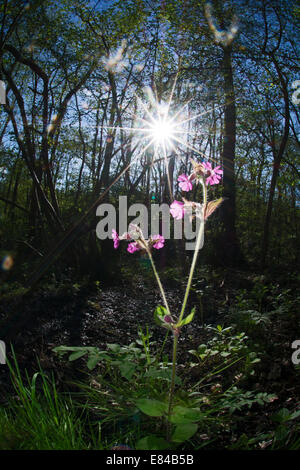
(146, 180, 207, 443)
(166, 332, 178, 441)
(178, 181, 207, 324)
(147, 249, 171, 316)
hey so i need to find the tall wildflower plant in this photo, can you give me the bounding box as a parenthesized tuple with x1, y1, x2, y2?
(112, 158, 224, 443)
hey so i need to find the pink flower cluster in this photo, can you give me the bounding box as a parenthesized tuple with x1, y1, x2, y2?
(112, 227, 165, 254)
(177, 161, 223, 192)
(170, 161, 223, 221)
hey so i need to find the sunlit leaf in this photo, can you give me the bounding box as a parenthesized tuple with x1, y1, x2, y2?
(204, 197, 227, 219)
(176, 307, 195, 328)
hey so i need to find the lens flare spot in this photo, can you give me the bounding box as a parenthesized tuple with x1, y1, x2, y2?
(1, 255, 14, 271)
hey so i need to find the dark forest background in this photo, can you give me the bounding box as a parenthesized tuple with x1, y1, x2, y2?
(0, 0, 299, 286)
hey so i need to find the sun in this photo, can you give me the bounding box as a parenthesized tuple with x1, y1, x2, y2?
(101, 78, 219, 203)
(100, 81, 220, 202)
(148, 105, 175, 147)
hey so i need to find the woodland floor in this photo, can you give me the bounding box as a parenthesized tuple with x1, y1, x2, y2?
(0, 267, 299, 449)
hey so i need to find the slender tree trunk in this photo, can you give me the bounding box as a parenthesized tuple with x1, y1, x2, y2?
(219, 45, 242, 266)
(261, 55, 290, 268)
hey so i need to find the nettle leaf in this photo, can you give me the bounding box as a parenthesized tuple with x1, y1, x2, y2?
(136, 398, 168, 417)
(204, 198, 227, 220)
(136, 435, 169, 450)
(171, 423, 198, 443)
(176, 307, 195, 328)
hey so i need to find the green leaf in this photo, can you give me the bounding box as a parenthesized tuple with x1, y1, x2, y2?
(290, 410, 300, 421)
(87, 354, 102, 370)
(169, 406, 202, 424)
(136, 435, 169, 450)
(274, 424, 289, 442)
(68, 350, 89, 361)
(107, 343, 121, 353)
(271, 408, 292, 423)
(176, 307, 195, 328)
(136, 398, 168, 417)
(119, 362, 136, 380)
(154, 305, 168, 326)
(52, 346, 81, 355)
(171, 423, 198, 443)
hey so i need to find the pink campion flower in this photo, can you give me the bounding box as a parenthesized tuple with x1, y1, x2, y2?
(120, 232, 131, 241)
(112, 229, 120, 249)
(151, 234, 165, 250)
(202, 161, 223, 186)
(178, 174, 193, 192)
(170, 200, 185, 220)
(127, 242, 141, 254)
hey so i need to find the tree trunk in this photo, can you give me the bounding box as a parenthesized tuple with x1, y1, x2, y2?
(261, 55, 290, 268)
(219, 45, 242, 266)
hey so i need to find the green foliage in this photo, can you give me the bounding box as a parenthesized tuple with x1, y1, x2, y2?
(217, 387, 276, 414)
(53, 322, 279, 450)
(0, 350, 103, 450)
(188, 324, 261, 385)
(269, 408, 300, 450)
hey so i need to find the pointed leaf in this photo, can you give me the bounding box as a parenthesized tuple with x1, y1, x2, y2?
(204, 198, 227, 220)
(87, 354, 102, 370)
(171, 423, 198, 443)
(176, 308, 195, 328)
(119, 362, 136, 380)
(169, 405, 202, 424)
(68, 350, 89, 361)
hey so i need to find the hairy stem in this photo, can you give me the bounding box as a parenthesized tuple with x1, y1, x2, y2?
(147, 249, 171, 316)
(178, 182, 207, 323)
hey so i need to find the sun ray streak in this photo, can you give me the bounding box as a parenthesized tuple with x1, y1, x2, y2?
(171, 135, 209, 160)
(172, 103, 224, 128)
(96, 79, 227, 187)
